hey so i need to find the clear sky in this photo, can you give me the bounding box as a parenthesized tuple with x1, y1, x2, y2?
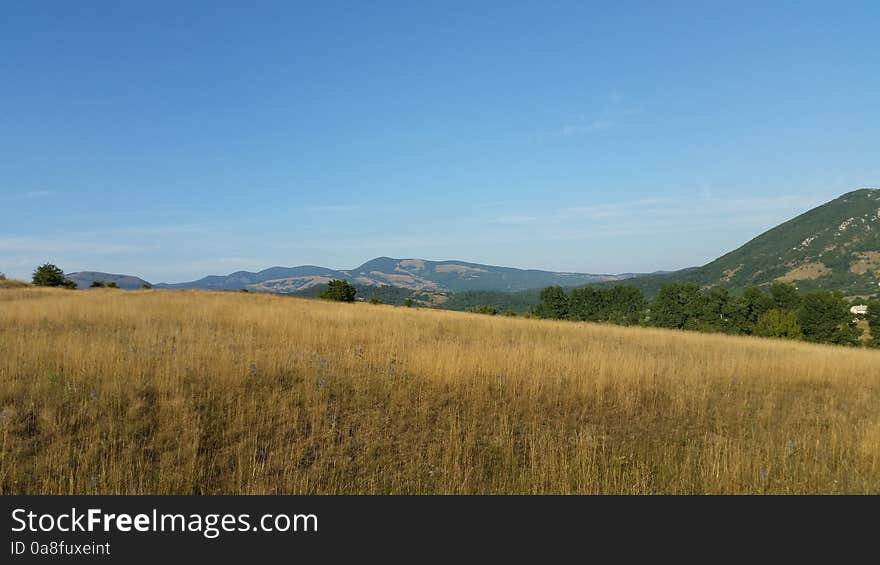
(2, 1, 878, 283)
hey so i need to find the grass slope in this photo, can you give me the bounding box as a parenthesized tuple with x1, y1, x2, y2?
(1, 288, 879, 494)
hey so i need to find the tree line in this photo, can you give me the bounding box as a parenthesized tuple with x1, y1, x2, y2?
(534, 282, 880, 348)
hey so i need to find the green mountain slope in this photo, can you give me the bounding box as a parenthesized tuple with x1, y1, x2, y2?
(623, 189, 880, 298)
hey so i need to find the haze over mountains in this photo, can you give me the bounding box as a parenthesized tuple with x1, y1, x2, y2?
(64, 189, 880, 299)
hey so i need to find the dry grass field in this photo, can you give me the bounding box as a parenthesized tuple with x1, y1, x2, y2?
(1, 287, 879, 494)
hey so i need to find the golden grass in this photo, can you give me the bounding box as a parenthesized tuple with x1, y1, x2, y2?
(0, 279, 29, 289)
(1, 287, 879, 494)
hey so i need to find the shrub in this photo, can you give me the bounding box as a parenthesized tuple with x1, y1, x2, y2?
(368, 296, 382, 305)
(470, 305, 498, 315)
(90, 281, 106, 288)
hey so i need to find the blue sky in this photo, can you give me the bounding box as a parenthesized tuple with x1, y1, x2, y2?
(2, 1, 878, 283)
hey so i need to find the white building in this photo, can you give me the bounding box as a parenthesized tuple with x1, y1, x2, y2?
(850, 304, 868, 316)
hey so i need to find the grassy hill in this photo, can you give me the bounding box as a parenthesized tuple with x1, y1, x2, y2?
(0, 277, 28, 289)
(621, 189, 880, 298)
(2, 287, 879, 494)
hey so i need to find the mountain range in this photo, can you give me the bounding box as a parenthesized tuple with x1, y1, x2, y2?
(65, 188, 880, 300)
(149, 257, 629, 293)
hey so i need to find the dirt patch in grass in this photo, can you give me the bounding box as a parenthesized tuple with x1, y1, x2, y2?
(777, 262, 831, 282)
(850, 252, 880, 275)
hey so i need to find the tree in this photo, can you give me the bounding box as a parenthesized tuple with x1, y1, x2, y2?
(142, 284, 152, 290)
(568, 286, 604, 321)
(536, 286, 570, 319)
(368, 296, 382, 305)
(699, 287, 733, 333)
(754, 309, 802, 340)
(770, 282, 801, 311)
(727, 287, 773, 335)
(404, 297, 414, 308)
(90, 281, 106, 288)
(32, 263, 76, 288)
(650, 283, 706, 329)
(798, 290, 861, 346)
(319, 279, 357, 302)
(866, 301, 880, 348)
(605, 286, 646, 326)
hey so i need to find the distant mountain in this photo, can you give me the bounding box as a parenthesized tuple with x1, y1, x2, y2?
(341, 257, 625, 292)
(66, 271, 152, 290)
(155, 265, 342, 292)
(154, 258, 627, 293)
(622, 189, 880, 298)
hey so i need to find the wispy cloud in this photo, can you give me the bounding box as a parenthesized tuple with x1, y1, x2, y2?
(490, 215, 541, 225)
(0, 236, 153, 255)
(489, 193, 828, 239)
(551, 107, 644, 139)
(302, 205, 361, 213)
(556, 119, 615, 137)
(23, 189, 56, 199)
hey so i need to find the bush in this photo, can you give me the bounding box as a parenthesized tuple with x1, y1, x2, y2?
(470, 305, 498, 315)
(142, 284, 152, 290)
(90, 281, 106, 288)
(404, 298, 414, 308)
(0, 273, 6, 281)
(319, 279, 357, 302)
(32, 263, 76, 288)
(368, 296, 382, 305)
